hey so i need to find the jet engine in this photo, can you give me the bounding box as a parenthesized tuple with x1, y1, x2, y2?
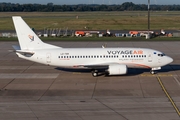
(107, 64, 127, 75)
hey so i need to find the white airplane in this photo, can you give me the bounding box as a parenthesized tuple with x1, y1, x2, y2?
(12, 16, 173, 77)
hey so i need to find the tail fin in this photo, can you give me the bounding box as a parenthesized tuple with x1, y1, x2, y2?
(12, 16, 60, 50)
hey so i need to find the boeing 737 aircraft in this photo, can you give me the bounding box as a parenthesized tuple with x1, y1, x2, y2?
(12, 16, 173, 77)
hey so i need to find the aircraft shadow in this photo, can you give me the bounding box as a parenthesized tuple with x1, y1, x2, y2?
(55, 67, 108, 77)
(55, 67, 92, 73)
(160, 64, 180, 72)
(55, 64, 180, 77)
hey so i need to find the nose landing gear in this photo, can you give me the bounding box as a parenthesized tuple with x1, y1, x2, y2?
(150, 67, 161, 75)
(150, 70, 157, 74)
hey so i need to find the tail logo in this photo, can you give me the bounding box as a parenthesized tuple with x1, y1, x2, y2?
(28, 35, 34, 41)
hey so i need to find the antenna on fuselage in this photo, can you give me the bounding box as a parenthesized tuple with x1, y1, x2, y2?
(102, 43, 107, 48)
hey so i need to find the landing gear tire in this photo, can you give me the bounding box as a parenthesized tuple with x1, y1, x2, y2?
(150, 70, 156, 74)
(92, 70, 98, 77)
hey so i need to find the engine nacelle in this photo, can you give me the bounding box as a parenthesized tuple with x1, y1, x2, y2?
(107, 64, 127, 75)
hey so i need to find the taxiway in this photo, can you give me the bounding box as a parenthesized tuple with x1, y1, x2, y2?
(0, 41, 180, 120)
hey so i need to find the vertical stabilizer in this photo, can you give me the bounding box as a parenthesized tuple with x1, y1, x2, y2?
(12, 16, 59, 50)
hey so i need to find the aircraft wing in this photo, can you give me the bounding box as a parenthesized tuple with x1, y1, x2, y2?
(84, 62, 128, 76)
(83, 62, 121, 69)
(84, 64, 109, 69)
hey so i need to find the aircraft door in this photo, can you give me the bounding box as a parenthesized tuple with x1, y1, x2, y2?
(148, 52, 153, 62)
(46, 53, 51, 63)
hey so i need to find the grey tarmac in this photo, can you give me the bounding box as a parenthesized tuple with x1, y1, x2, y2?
(0, 41, 180, 120)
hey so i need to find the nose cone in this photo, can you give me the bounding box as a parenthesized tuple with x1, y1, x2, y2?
(167, 56, 173, 64)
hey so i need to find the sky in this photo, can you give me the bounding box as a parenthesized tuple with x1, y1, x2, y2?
(0, 0, 179, 5)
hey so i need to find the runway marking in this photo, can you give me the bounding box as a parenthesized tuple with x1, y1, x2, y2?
(157, 76, 180, 117)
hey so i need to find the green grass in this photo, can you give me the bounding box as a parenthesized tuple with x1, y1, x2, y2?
(0, 11, 180, 30)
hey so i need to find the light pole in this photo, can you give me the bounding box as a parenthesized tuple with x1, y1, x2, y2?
(147, 0, 151, 39)
(148, 0, 150, 31)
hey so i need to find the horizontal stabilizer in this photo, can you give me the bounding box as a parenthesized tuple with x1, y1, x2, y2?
(16, 50, 34, 56)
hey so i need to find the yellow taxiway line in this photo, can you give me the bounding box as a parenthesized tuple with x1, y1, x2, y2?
(157, 76, 180, 117)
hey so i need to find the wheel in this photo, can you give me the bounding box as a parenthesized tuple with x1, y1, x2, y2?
(92, 72, 98, 77)
(92, 71, 98, 77)
(150, 70, 155, 74)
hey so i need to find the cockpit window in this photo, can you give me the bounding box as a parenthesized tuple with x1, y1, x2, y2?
(158, 53, 165, 57)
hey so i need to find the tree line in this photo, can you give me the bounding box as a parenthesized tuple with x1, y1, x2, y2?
(0, 2, 180, 12)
